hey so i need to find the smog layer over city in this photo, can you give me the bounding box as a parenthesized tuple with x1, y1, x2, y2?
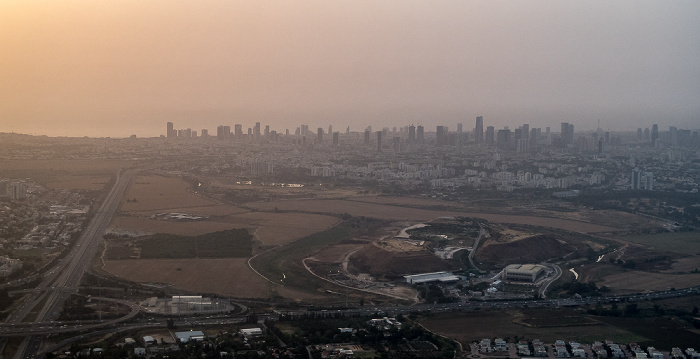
(1, 1, 700, 359)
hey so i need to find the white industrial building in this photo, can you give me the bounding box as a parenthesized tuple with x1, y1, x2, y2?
(503, 264, 546, 283)
(404, 271, 460, 284)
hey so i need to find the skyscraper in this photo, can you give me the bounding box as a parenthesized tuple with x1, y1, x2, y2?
(235, 124, 243, 136)
(333, 132, 339, 145)
(254, 122, 261, 138)
(408, 125, 416, 143)
(317, 128, 323, 143)
(485, 126, 495, 145)
(522, 123, 529, 141)
(376, 131, 382, 152)
(560, 122, 574, 146)
(475, 116, 484, 143)
(417, 125, 424, 144)
(166, 122, 175, 138)
(497, 129, 511, 150)
(216, 125, 230, 139)
(436, 126, 447, 146)
(651, 124, 659, 145)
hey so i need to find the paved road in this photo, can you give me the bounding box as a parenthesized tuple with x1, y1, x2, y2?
(468, 224, 487, 271)
(3, 170, 134, 359)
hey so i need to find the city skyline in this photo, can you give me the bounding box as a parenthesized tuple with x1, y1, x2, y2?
(2, 1, 699, 137)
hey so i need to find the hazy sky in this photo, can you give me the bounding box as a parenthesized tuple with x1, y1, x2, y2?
(1, 1, 699, 137)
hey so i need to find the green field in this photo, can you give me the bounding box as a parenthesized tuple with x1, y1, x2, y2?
(615, 231, 700, 254)
(139, 229, 252, 258)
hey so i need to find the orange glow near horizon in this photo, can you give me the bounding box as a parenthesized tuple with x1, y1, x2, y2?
(1, 1, 699, 137)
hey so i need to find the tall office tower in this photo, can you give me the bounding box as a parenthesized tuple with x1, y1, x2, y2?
(644, 128, 650, 140)
(216, 125, 230, 139)
(669, 126, 678, 146)
(475, 116, 484, 143)
(496, 129, 511, 150)
(376, 131, 382, 152)
(333, 132, 339, 145)
(200, 129, 208, 137)
(264, 125, 270, 137)
(8, 182, 27, 200)
(457, 123, 463, 133)
(247, 128, 252, 136)
(393, 136, 400, 152)
(408, 125, 416, 143)
(346, 126, 350, 134)
(328, 125, 332, 135)
(254, 122, 261, 138)
(364, 130, 371, 144)
(234, 124, 242, 136)
(560, 122, 574, 146)
(417, 125, 424, 143)
(166, 122, 175, 137)
(485, 126, 495, 145)
(643, 172, 654, 190)
(300, 124, 309, 136)
(522, 123, 529, 141)
(436, 126, 447, 146)
(316, 128, 323, 143)
(651, 124, 659, 145)
(182, 128, 192, 138)
(637, 128, 643, 140)
(631, 168, 642, 190)
(295, 127, 301, 135)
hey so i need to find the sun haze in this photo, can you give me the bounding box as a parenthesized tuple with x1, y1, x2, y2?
(1, 1, 699, 137)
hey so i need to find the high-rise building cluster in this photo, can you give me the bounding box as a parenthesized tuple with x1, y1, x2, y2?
(164, 118, 696, 156)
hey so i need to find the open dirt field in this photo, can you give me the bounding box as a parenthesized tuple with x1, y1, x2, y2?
(121, 175, 216, 212)
(103, 258, 271, 298)
(420, 309, 646, 344)
(0, 159, 133, 189)
(103, 257, 329, 301)
(112, 211, 339, 246)
(598, 271, 700, 292)
(248, 199, 615, 233)
(42, 175, 110, 190)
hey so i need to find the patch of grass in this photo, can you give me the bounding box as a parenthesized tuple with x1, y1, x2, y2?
(140, 233, 195, 258)
(196, 228, 253, 258)
(139, 229, 253, 259)
(614, 231, 700, 254)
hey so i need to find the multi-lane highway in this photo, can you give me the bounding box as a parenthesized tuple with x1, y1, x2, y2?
(2, 170, 134, 359)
